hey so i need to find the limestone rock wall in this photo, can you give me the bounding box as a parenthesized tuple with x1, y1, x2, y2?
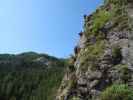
(56, 0, 133, 100)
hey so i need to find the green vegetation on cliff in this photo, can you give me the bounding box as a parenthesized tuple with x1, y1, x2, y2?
(100, 84, 133, 100)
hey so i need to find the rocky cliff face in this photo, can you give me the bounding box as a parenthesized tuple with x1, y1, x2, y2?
(56, 0, 133, 100)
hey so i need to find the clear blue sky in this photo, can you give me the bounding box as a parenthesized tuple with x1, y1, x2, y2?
(0, 0, 103, 58)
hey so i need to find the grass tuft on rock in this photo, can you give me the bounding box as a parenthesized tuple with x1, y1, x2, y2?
(100, 84, 133, 100)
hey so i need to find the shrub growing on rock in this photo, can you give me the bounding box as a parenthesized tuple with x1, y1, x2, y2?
(100, 84, 133, 100)
(104, 0, 128, 5)
(112, 46, 122, 64)
(70, 96, 80, 100)
(92, 9, 111, 33)
(114, 64, 130, 83)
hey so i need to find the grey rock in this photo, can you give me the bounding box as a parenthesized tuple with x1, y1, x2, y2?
(89, 80, 99, 89)
(77, 77, 87, 86)
(78, 34, 87, 49)
(122, 46, 130, 64)
(78, 87, 88, 94)
(87, 71, 102, 80)
(90, 89, 101, 99)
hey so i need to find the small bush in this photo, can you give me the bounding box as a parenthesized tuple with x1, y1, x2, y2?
(69, 74, 77, 89)
(68, 55, 76, 72)
(112, 47, 121, 58)
(68, 65, 75, 72)
(100, 84, 133, 100)
(92, 9, 111, 33)
(112, 46, 122, 64)
(104, 0, 128, 5)
(119, 65, 130, 83)
(70, 96, 80, 100)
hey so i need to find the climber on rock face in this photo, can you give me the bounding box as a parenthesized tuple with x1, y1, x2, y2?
(74, 46, 80, 55)
(84, 14, 87, 20)
(79, 31, 83, 37)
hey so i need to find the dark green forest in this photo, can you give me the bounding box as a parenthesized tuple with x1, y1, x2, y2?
(0, 52, 66, 100)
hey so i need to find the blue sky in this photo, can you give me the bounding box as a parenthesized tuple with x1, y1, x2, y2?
(0, 0, 103, 58)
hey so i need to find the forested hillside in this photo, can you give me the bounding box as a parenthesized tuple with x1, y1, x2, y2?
(0, 52, 66, 100)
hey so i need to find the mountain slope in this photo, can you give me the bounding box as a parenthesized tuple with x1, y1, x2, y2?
(0, 52, 66, 100)
(56, 0, 133, 100)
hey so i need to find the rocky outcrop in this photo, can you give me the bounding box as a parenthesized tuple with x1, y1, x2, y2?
(56, 0, 133, 99)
